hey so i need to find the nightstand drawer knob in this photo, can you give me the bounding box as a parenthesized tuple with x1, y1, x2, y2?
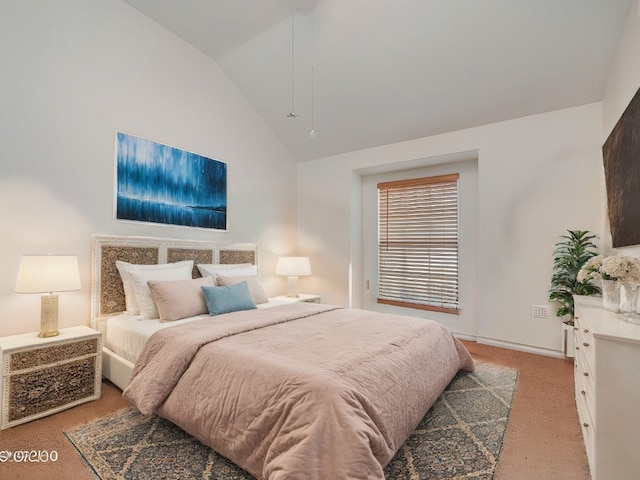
(584, 329, 589, 333)
(583, 422, 590, 428)
(581, 390, 587, 395)
(583, 342, 590, 347)
(583, 372, 589, 377)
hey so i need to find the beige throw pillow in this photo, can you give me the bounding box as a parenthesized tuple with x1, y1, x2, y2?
(147, 276, 215, 321)
(216, 274, 268, 304)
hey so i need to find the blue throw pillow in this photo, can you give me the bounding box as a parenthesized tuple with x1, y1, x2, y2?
(201, 281, 257, 316)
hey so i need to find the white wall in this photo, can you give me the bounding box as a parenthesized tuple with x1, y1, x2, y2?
(0, 0, 298, 336)
(3, 0, 633, 354)
(602, 0, 640, 256)
(298, 103, 604, 355)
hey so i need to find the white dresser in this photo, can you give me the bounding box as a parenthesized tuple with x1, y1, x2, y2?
(573, 295, 640, 480)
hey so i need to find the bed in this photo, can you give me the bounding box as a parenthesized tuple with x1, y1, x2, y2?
(91, 234, 474, 480)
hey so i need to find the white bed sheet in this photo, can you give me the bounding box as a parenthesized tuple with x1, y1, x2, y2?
(105, 298, 295, 363)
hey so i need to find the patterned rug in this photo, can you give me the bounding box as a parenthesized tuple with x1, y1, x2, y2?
(65, 363, 517, 480)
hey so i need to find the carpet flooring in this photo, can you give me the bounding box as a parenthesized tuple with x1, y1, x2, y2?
(64, 362, 517, 480)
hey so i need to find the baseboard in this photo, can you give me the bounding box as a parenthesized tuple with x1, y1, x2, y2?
(455, 334, 567, 359)
(452, 332, 477, 342)
(479, 337, 566, 358)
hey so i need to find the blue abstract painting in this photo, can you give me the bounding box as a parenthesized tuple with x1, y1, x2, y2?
(116, 132, 227, 230)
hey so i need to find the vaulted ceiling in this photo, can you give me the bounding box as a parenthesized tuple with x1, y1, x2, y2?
(123, 0, 633, 161)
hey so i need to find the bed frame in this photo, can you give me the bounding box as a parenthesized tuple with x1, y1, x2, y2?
(90, 234, 258, 390)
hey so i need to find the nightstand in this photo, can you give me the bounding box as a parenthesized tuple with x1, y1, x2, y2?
(272, 293, 321, 303)
(0, 325, 102, 429)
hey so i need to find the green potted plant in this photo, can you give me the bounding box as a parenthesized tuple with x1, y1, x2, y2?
(549, 230, 601, 357)
(549, 230, 601, 324)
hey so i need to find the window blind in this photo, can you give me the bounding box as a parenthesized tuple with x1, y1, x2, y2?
(377, 173, 460, 314)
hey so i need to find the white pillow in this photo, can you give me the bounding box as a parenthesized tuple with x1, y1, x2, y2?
(197, 263, 257, 285)
(116, 260, 194, 314)
(216, 274, 269, 304)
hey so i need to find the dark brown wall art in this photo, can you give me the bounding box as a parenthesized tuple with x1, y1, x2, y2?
(603, 86, 640, 248)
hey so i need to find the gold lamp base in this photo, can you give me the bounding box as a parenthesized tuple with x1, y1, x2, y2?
(39, 294, 60, 338)
(285, 276, 300, 298)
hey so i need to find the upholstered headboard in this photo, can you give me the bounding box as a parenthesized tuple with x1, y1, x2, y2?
(90, 234, 257, 330)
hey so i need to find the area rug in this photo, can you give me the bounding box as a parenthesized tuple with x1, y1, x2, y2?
(65, 362, 517, 480)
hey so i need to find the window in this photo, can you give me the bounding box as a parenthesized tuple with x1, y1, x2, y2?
(377, 173, 460, 314)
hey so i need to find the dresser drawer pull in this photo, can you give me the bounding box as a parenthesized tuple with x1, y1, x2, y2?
(583, 422, 590, 428)
(581, 390, 587, 395)
(575, 345, 580, 350)
(583, 329, 589, 333)
(583, 342, 590, 347)
(583, 372, 589, 377)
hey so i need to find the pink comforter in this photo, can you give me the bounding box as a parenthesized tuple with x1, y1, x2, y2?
(123, 302, 474, 480)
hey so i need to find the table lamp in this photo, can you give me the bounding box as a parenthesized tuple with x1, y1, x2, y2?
(15, 255, 81, 337)
(276, 256, 311, 298)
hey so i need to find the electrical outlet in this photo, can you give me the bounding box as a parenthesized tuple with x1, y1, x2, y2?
(531, 305, 549, 318)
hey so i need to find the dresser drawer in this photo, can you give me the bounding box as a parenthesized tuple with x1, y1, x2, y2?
(578, 401, 595, 469)
(4, 337, 99, 375)
(4, 356, 99, 424)
(574, 351, 595, 428)
(573, 317, 594, 369)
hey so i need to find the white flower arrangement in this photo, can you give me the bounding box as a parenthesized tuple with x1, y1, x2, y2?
(577, 255, 603, 283)
(578, 254, 640, 283)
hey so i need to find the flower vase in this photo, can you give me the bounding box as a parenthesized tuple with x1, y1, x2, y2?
(601, 279, 621, 312)
(620, 282, 640, 314)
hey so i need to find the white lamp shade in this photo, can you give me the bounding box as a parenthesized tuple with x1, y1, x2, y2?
(275, 257, 312, 277)
(15, 255, 81, 294)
